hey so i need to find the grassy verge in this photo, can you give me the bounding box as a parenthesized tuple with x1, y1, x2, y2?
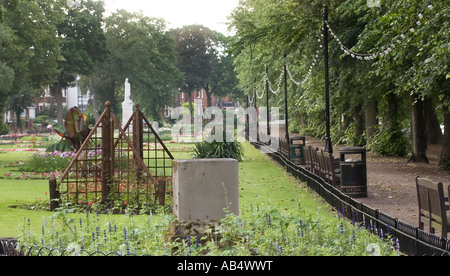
(237, 142, 336, 221)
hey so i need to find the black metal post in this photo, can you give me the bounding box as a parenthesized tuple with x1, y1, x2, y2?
(265, 66, 270, 136)
(49, 178, 60, 211)
(254, 77, 259, 142)
(284, 54, 289, 141)
(246, 94, 249, 139)
(323, 4, 333, 154)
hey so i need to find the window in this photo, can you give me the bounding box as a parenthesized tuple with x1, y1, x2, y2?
(164, 105, 173, 118)
(197, 89, 204, 99)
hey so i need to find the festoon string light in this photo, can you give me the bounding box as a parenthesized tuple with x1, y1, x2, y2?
(325, 2, 434, 60)
(250, 2, 434, 101)
(250, 27, 324, 101)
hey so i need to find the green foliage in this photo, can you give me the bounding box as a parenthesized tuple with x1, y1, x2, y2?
(44, 106, 93, 152)
(193, 140, 244, 161)
(173, 25, 217, 90)
(45, 139, 74, 153)
(93, 10, 182, 118)
(367, 128, 409, 157)
(229, 0, 449, 162)
(19, 151, 75, 173)
(16, 203, 399, 256)
(0, 0, 63, 120)
(0, 121, 9, 135)
(439, 156, 450, 171)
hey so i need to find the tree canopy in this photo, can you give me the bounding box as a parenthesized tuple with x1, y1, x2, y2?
(89, 10, 182, 120)
(0, 0, 64, 129)
(228, 0, 449, 169)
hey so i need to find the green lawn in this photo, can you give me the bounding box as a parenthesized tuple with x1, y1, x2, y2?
(0, 139, 334, 238)
(0, 149, 52, 237)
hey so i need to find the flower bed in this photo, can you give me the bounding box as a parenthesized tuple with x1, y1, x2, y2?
(15, 204, 400, 256)
(0, 140, 44, 145)
(2, 171, 62, 180)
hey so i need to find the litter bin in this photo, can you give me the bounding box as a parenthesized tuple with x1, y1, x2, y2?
(340, 147, 367, 198)
(290, 136, 306, 165)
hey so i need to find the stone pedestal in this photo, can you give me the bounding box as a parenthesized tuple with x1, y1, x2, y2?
(172, 159, 239, 223)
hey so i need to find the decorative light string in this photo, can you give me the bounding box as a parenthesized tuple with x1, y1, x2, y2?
(248, 28, 323, 101)
(247, 2, 434, 101)
(265, 28, 323, 92)
(325, 3, 434, 61)
(265, 69, 284, 94)
(254, 81, 265, 99)
(286, 47, 321, 86)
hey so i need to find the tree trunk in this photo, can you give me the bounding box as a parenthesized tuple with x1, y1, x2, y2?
(354, 104, 364, 146)
(206, 90, 212, 108)
(439, 98, 450, 170)
(187, 90, 194, 124)
(51, 81, 64, 125)
(364, 98, 378, 143)
(424, 97, 443, 144)
(89, 78, 100, 121)
(204, 84, 213, 108)
(409, 94, 429, 163)
(15, 109, 22, 132)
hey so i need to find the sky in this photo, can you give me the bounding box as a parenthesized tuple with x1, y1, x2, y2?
(103, 0, 240, 35)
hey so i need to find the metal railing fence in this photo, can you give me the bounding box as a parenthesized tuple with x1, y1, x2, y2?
(253, 141, 450, 256)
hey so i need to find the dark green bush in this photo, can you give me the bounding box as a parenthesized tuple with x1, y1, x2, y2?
(366, 128, 409, 157)
(193, 140, 244, 161)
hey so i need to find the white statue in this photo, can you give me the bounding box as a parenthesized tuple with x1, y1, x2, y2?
(124, 78, 132, 103)
(122, 78, 134, 129)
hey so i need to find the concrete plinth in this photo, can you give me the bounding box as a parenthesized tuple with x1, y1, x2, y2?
(172, 159, 239, 223)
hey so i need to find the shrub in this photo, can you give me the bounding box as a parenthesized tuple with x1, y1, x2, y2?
(20, 151, 75, 173)
(439, 155, 450, 171)
(193, 140, 244, 161)
(366, 128, 409, 157)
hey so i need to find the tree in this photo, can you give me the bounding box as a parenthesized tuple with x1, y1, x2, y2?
(350, 0, 449, 165)
(50, 0, 107, 124)
(173, 25, 217, 118)
(202, 33, 240, 107)
(7, 90, 35, 131)
(229, 0, 449, 169)
(0, 22, 14, 114)
(1, 0, 63, 128)
(90, 10, 182, 120)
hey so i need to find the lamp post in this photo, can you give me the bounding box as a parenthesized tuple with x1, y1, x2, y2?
(323, 4, 333, 154)
(284, 54, 289, 144)
(265, 66, 271, 137)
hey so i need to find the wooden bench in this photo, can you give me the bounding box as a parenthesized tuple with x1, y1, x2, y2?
(304, 146, 340, 187)
(416, 176, 450, 237)
(317, 150, 326, 180)
(321, 151, 341, 187)
(310, 146, 321, 178)
(304, 145, 312, 172)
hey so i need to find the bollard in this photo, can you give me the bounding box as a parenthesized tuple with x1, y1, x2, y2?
(155, 179, 166, 206)
(49, 178, 60, 211)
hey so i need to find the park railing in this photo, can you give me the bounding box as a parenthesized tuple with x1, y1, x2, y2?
(252, 140, 450, 256)
(0, 239, 151, 256)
